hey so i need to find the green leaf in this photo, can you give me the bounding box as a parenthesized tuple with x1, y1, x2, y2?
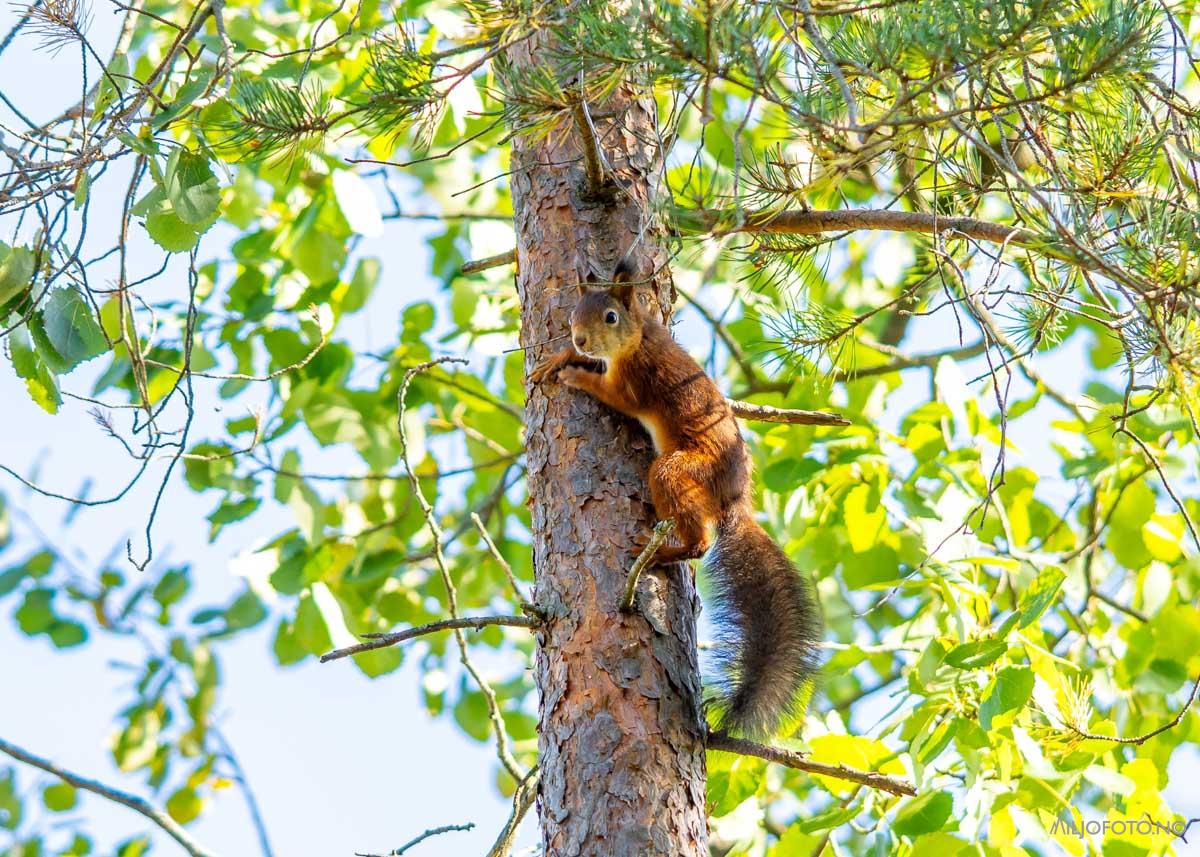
(222, 588, 266, 633)
(37, 288, 108, 372)
(153, 568, 191, 608)
(48, 621, 88, 648)
(844, 483, 886, 552)
(0, 242, 35, 306)
(42, 783, 77, 812)
(116, 837, 151, 857)
(978, 666, 1034, 730)
(165, 787, 203, 824)
(164, 149, 221, 225)
(146, 206, 205, 252)
(1017, 566, 1065, 628)
(73, 172, 90, 210)
(0, 769, 20, 830)
(135, 186, 218, 253)
(15, 589, 55, 635)
(944, 639, 1008, 670)
(292, 592, 332, 655)
(892, 791, 954, 837)
(8, 326, 60, 413)
(763, 457, 822, 493)
(341, 257, 380, 314)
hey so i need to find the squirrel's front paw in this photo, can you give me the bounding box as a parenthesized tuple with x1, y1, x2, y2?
(558, 366, 590, 389)
(529, 360, 561, 385)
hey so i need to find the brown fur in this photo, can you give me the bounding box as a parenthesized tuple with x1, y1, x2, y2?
(530, 267, 823, 738)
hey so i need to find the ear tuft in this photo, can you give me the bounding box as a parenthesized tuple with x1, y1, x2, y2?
(612, 257, 637, 283)
(578, 271, 599, 296)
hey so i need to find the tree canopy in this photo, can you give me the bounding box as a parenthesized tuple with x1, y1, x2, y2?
(2, 0, 1200, 854)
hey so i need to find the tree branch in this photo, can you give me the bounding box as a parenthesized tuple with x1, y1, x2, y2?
(572, 101, 610, 197)
(620, 518, 676, 612)
(460, 204, 1085, 277)
(485, 766, 539, 857)
(707, 732, 916, 797)
(355, 823, 475, 857)
(1063, 674, 1200, 746)
(726, 400, 850, 426)
(320, 615, 537, 663)
(0, 736, 219, 857)
(682, 206, 1110, 274)
(462, 249, 517, 275)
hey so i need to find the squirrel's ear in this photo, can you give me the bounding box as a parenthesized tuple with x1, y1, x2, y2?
(612, 257, 636, 283)
(612, 282, 637, 309)
(577, 271, 598, 296)
(611, 257, 639, 306)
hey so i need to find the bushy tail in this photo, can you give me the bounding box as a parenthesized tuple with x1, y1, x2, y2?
(706, 505, 823, 739)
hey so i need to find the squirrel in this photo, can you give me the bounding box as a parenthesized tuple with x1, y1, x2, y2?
(529, 260, 823, 739)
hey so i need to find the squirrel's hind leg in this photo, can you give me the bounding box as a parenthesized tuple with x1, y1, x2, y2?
(647, 451, 716, 564)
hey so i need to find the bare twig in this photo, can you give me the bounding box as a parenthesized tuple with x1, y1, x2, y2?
(472, 513, 530, 604)
(395, 357, 526, 781)
(620, 519, 676, 613)
(0, 736, 219, 857)
(727, 400, 849, 426)
(485, 766, 539, 857)
(707, 732, 916, 797)
(1063, 675, 1200, 746)
(320, 615, 537, 662)
(572, 101, 610, 195)
(354, 822, 476, 857)
(211, 727, 274, 857)
(462, 249, 518, 275)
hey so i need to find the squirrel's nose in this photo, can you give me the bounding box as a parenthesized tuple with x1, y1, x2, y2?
(574, 333, 588, 350)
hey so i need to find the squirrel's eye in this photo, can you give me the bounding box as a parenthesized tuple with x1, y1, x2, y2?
(604, 310, 619, 325)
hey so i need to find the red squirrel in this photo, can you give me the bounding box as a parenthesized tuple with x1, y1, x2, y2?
(530, 260, 822, 738)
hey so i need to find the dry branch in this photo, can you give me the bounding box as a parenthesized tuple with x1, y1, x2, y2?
(620, 518, 677, 613)
(320, 615, 537, 662)
(355, 822, 475, 857)
(0, 736, 219, 857)
(707, 732, 916, 797)
(726, 400, 849, 426)
(462, 248, 517, 275)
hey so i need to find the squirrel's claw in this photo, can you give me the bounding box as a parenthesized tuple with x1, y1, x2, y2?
(528, 359, 561, 385)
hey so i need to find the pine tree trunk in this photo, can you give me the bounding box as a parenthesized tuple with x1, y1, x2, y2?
(508, 44, 710, 857)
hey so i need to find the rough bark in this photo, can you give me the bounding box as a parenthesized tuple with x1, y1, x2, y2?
(508, 45, 709, 857)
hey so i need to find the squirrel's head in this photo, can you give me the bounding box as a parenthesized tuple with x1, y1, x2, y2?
(569, 259, 650, 362)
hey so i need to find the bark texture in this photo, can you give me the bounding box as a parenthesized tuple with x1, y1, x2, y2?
(508, 46, 709, 857)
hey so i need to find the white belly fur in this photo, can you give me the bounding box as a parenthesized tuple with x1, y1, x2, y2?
(637, 415, 665, 453)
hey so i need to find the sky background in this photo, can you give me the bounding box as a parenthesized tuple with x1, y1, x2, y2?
(2, 3, 1198, 856)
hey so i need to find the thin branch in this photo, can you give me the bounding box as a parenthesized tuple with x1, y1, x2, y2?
(833, 339, 989, 381)
(1063, 674, 1200, 746)
(726, 400, 850, 426)
(620, 518, 676, 613)
(707, 732, 916, 797)
(211, 727, 274, 857)
(354, 823, 475, 857)
(485, 766, 539, 857)
(461, 204, 1078, 279)
(673, 207, 1089, 268)
(320, 615, 537, 663)
(571, 101, 609, 196)
(472, 512, 530, 604)
(462, 248, 517, 275)
(393, 356, 525, 781)
(0, 736, 219, 857)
